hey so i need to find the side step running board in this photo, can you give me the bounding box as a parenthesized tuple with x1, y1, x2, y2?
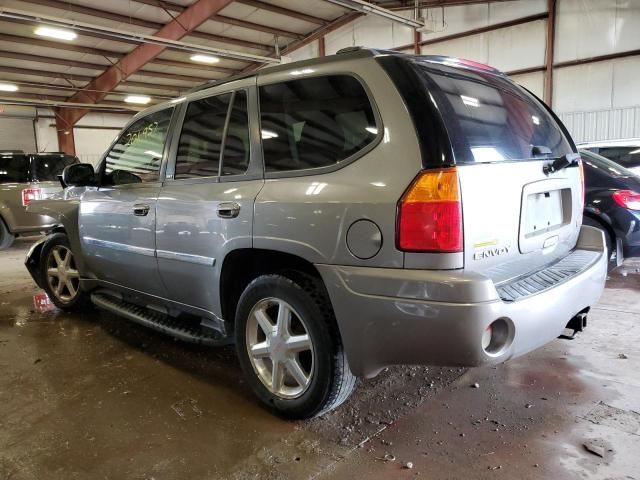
(91, 292, 231, 347)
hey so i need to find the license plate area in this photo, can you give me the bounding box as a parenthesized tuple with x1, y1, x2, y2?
(519, 179, 573, 254)
(523, 189, 567, 237)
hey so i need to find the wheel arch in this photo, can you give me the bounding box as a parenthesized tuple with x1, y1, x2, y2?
(219, 248, 328, 333)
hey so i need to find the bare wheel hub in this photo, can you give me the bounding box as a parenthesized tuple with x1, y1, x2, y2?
(246, 297, 315, 399)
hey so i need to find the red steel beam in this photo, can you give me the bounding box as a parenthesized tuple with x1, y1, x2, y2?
(544, 0, 557, 105)
(55, 0, 235, 149)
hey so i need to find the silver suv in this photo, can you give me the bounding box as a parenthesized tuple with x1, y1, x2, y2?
(25, 49, 608, 419)
(0, 151, 78, 249)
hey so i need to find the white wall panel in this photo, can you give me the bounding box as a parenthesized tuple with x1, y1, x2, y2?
(487, 20, 546, 72)
(422, 34, 489, 64)
(556, 0, 640, 63)
(420, 4, 489, 41)
(286, 40, 318, 62)
(560, 106, 640, 143)
(488, 0, 547, 23)
(510, 71, 545, 99)
(612, 56, 640, 109)
(553, 62, 614, 112)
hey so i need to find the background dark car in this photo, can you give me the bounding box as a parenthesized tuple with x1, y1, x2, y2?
(581, 149, 640, 263)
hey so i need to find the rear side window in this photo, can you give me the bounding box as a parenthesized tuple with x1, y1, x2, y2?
(596, 147, 640, 170)
(33, 155, 78, 181)
(175, 90, 250, 179)
(259, 75, 377, 173)
(417, 65, 573, 164)
(0, 155, 28, 183)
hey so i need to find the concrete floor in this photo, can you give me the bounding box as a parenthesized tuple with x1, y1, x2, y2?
(0, 237, 639, 480)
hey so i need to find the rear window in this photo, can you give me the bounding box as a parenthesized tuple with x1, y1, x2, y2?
(33, 155, 78, 181)
(581, 149, 639, 178)
(417, 64, 573, 164)
(593, 146, 640, 170)
(0, 154, 28, 183)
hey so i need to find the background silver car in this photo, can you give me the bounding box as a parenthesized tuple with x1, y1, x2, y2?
(0, 151, 78, 249)
(26, 49, 607, 419)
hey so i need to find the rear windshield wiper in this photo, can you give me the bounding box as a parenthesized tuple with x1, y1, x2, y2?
(543, 152, 580, 175)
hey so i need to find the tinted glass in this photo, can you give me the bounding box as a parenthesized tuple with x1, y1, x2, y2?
(33, 154, 78, 181)
(596, 147, 640, 169)
(176, 93, 231, 179)
(581, 150, 639, 178)
(105, 108, 173, 185)
(415, 63, 573, 164)
(0, 155, 28, 183)
(259, 75, 377, 173)
(222, 91, 250, 176)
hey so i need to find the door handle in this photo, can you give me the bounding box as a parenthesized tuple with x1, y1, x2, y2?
(133, 204, 150, 216)
(217, 202, 240, 219)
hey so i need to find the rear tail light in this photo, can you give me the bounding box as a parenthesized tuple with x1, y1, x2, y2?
(22, 187, 42, 206)
(612, 190, 640, 211)
(396, 167, 463, 252)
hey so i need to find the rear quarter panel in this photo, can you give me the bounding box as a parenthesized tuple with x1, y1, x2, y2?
(0, 182, 57, 233)
(253, 57, 422, 268)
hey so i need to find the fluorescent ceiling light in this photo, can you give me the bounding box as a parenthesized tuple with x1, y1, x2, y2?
(190, 54, 220, 64)
(365, 127, 378, 135)
(0, 83, 18, 92)
(261, 130, 279, 139)
(461, 95, 479, 107)
(35, 26, 77, 41)
(290, 68, 314, 76)
(124, 95, 151, 104)
(324, 0, 422, 28)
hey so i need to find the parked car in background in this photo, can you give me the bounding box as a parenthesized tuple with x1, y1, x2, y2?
(579, 139, 640, 175)
(581, 149, 640, 264)
(25, 49, 607, 419)
(0, 151, 79, 249)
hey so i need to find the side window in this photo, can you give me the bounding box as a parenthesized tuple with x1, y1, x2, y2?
(175, 93, 231, 179)
(175, 90, 250, 179)
(222, 91, 250, 176)
(259, 75, 378, 173)
(105, 108, 173, 185)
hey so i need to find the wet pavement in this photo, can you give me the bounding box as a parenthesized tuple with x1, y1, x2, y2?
(1, 237, 639, 479)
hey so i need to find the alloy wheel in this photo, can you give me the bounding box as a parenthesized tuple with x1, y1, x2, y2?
(246, 297, 315, 399)
(46, 245, 80, 303)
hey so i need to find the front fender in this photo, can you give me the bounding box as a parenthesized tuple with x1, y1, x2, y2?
(25, 187, 91, 277)
(25, 236, 48, 288)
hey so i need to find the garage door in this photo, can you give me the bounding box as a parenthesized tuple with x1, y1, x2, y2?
(0, 118, 36, 152)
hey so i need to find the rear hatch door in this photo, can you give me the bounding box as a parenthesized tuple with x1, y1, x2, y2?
(413, 61, 582, 278)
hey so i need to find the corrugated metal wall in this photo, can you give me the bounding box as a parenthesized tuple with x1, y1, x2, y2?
(560, 106, 640, 144)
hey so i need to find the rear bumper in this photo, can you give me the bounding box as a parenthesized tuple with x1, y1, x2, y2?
(317, 226, 608, 378)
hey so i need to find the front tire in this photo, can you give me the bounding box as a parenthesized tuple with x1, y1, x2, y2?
(235, 273, 356, 419)
(0, 218, 15, 250)
(40, 233, 91, 311)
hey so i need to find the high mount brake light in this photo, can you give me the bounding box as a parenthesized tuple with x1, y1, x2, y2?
(396, 168, 463, 252)
(612, 190, 640, 211)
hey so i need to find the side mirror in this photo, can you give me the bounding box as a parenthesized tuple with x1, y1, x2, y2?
(61, 163, 96, 187)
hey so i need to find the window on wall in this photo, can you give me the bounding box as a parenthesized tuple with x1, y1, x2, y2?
(104, 108, 173, 185)
(175, 90, 250, 179)
(259, 75, 378, 173)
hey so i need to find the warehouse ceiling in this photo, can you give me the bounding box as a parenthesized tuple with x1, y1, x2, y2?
(0, 0, 509, 114)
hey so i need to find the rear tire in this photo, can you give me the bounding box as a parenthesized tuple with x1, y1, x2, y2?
(0, 218, 15, 250)
(40, 233, 92, 311)
(235, 273, 356, 419)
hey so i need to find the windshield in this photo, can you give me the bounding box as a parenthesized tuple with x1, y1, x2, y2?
(0, 155, 28, 183)
(415, 63, 573, 164)
(593, 146, 640, 170)
(33, 155, 78, 181)
(580, 149, 639, 178)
